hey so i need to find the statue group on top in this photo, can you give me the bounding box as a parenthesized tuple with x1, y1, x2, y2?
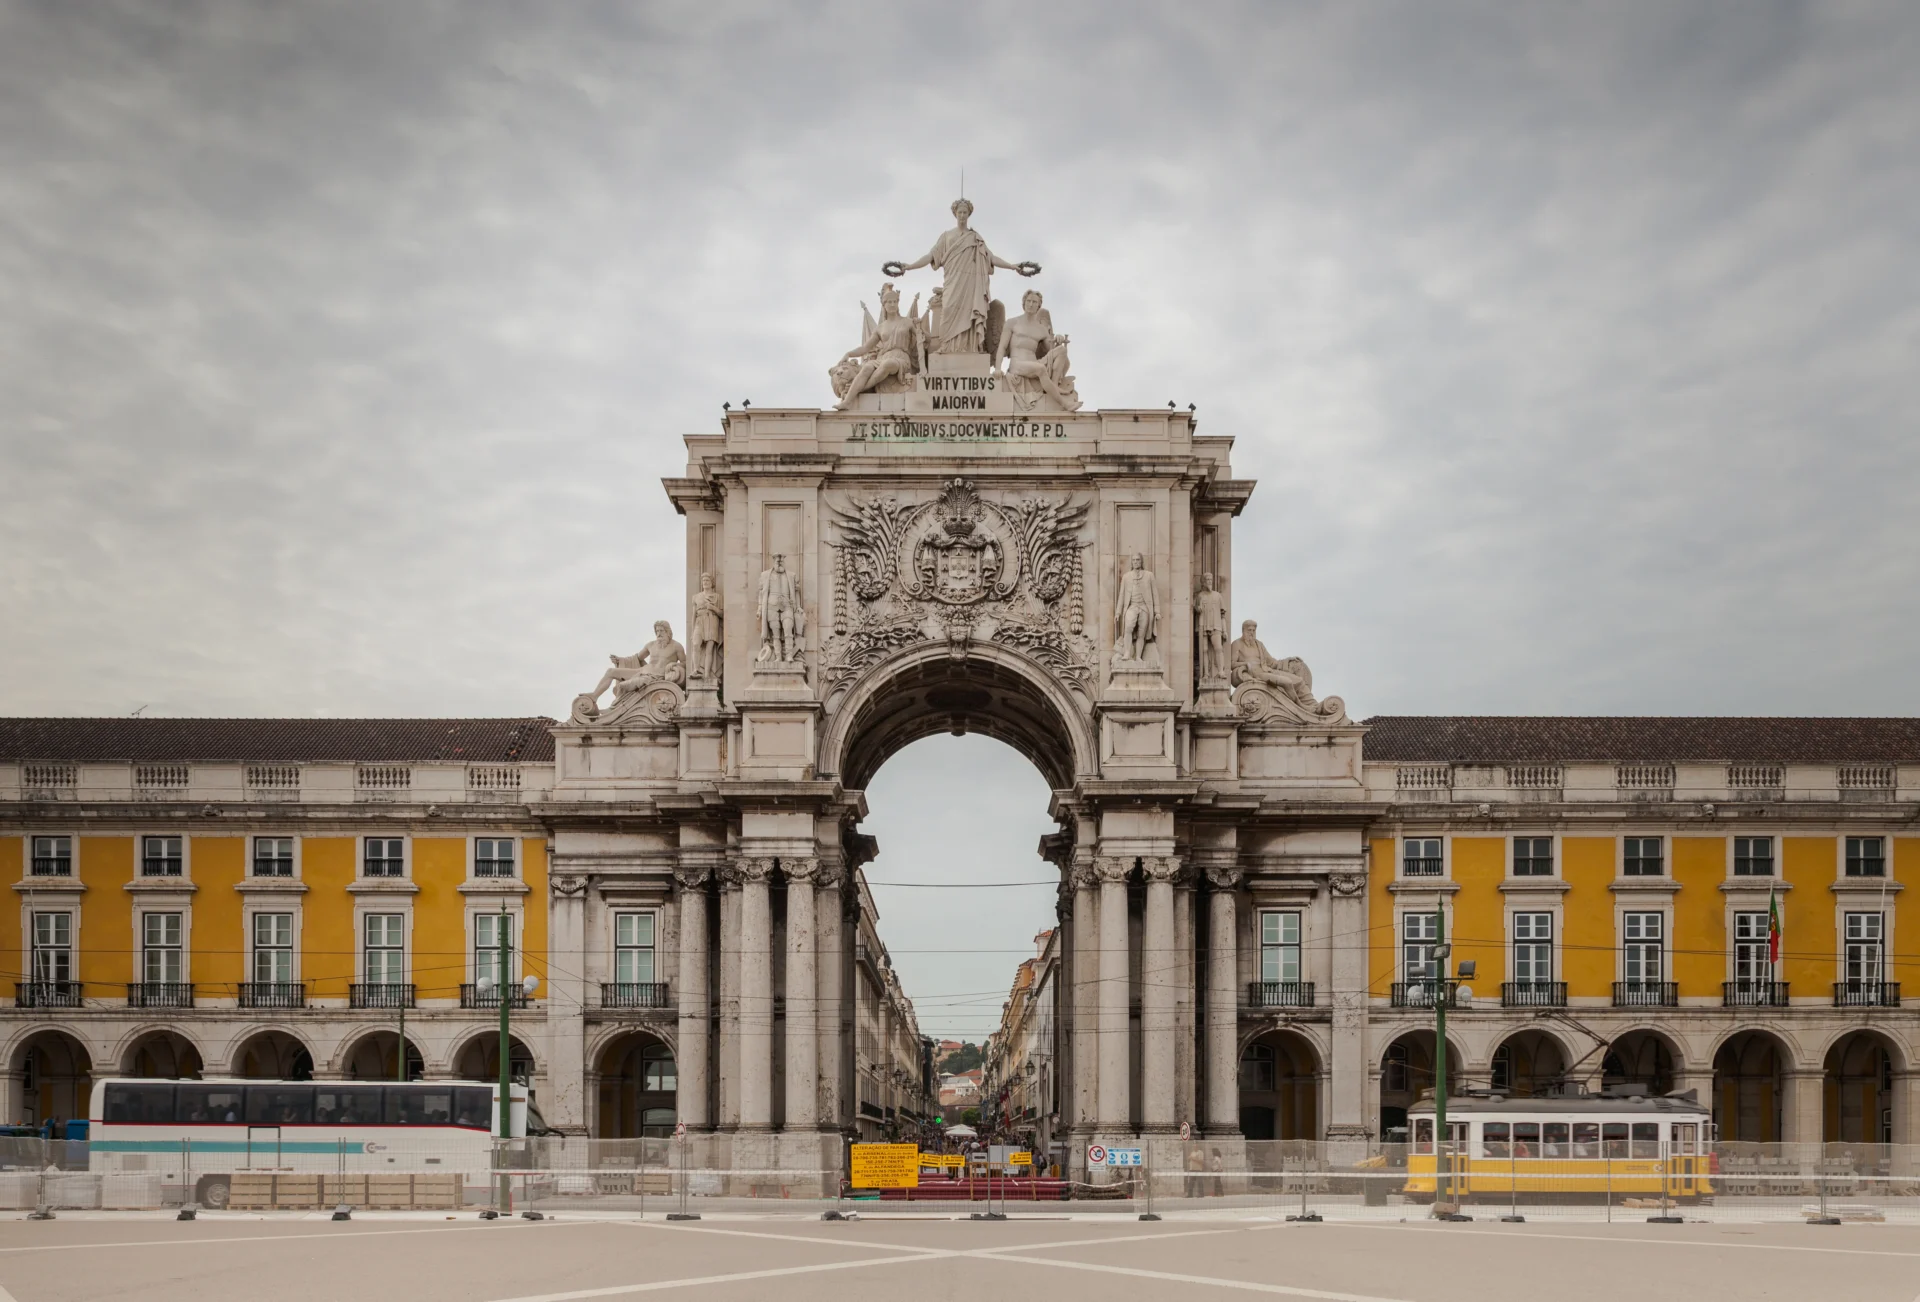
(829, 199, 1080, 413)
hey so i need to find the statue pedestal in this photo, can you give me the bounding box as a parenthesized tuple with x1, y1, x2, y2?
(682, 684, 725, 715)
(1193, 678, 1235, 717)
(1105, 664, 1171, 698)
(927, 352, 992, 378)
(743, 664, 811, 701)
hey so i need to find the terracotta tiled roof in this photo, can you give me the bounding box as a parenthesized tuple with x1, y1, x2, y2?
(1360, 716, 1920, 764)
(0, 717, 557, 764)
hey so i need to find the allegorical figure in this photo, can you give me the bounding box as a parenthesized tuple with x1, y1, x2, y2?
(1193, 573, 1228, 682)
(757, 553, 802, 665)
(887, 199, 1037, 354)
(1230, 620, 1313, 701)
(690, 571, 723, 683)
(831, 282, 921, 409)
(1113, 552, 1158, 664)
(993, 289, 1081, 412)
(589, 621, 687, 701)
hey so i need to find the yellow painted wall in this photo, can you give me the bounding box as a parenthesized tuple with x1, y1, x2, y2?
(1449, 837, 1504, 987)
(1897, 839, 1920, 996)
(0, 838, 20, 983)
(521, 837, 548, 1000)
(1782, 837, 1837, 992)
(189, 837, 245, 992)
(1671, 837, 1725, 998)
(301, 838, 356, 1000)
(77, 836, 134, 991)
(412, 838, 468, 999)
(1561, 838, 1615, 997)
(1368, 838, 1395, 996)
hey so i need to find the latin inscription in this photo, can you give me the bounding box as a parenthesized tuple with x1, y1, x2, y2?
(852, 419, 1071, 441)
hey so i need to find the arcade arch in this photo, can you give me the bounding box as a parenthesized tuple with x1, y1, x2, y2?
(1604, 1029, 1681, 1097)
(340, 1031, 421, 1082)
(1238, 1029, 1319, 1140)
(1378, 1031, 1466, 1142)
(1714, 1030, 1790, 1143)
(1825, 1030, 1899, 1145)
(11, 1030, 90, 1126)
(1489, 1029, 1572, 1097)
(453, 1032, 536, 1086)
(123, 1029, 203, 1079)
(234, 1030, 313, 1079)
(595, 1031, 677, 1139)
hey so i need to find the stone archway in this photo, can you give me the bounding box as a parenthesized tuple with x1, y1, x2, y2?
(1604, 1029, 1681, 1097)
(339, 1032, 420, 1082)
(1715, 1030, 1789, 1144)
(123, 1029, 203, 1079)
(1825, 1030, 1898, 1145)
(1490, 1029, 1571, 1097)
(12, 1030, 91, 1127)
(595, 1032, 677, 1139)
(453, 1033, 536, 1086)
(1238, 1030, 1319, 1141)
(234, 1030, 314, 1080)
(1377, 1031, 1466, 1143)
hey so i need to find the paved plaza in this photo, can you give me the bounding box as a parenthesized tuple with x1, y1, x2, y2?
(0, 1212, 1917, 1301)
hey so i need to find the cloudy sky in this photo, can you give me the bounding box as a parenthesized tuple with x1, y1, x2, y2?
(3, 2, 1917, 1036)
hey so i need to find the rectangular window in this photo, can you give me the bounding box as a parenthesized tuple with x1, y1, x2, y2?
(1843, 912, 1884, 984)
(253, 913, 294, 984)
(1512, 837, 1554, 877)
(140, 835, 183, 877)
(1622, 911, 1664, 984)
(364, 914, 405, 984)
(1511, 913, 1553, 983)
(104, 1082, 176, 1124)
(363, 838, 405, 878)
(30, 836, 72, 876)
(1623, 837, 1664, 877)
(474, 838, 516, 878)
(1259, 910, 1302, 983)
(1401, 912, 1440, 983)
(142, 912, 183, 984)
(31, 912, 72, 983)
(1845, 837, 1887, 878)
(1733, 836, 1774, 877)
(1732, 911, 1771, 984)
(615, 912, 656, 984)
(313, 1086, 383, 1126)
(252, 837, 294, 878)
(1402, 838, 1443, 877)
(475, 912, 514, 988)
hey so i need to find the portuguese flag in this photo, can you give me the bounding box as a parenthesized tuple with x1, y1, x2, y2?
(1768, 890, 1783, 965)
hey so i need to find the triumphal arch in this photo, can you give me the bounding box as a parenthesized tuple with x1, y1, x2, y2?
(542, 200, 1370, 1172)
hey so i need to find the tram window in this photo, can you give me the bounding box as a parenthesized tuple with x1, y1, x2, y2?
(105, 1083, 175, 1124)
(178, 1086, 244, 1124)
(315, 1087, 383, 1125)
(1543, 1123, 1570, 1158)
(1572, 1123, 1600, 1157)
(246, 1086, 314, 1125)
(1413, 1118, 1433, 1153)
(386, 1088, 455, 1125)
(1512, 1123, 1540, 1157)
(1671, 1123, 1697, 1154)
(1602, 1123, 1629, 1157)
(1630, 1122, 1660, 1158)
(1481, 1122, 1510, 1158)
(453, 1087, 492, 1130)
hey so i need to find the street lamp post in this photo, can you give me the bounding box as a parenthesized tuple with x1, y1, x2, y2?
(478, 900, 538, 1215)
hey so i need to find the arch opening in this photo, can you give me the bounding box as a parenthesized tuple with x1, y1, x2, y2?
(1603, 1030, 1680, 1098)
(595, 1032, 676, 1139)
(1714, 1030, 1789, 1144)
(1238, 1030, 1319, 1140)
(454, 1034, 536, 1086)
(340, 1032, 420, 1082)
(1378, 1031, 1466, 1143)
(235, 1030, 314, 1080)
(124, 1030, 203, 1080)
(12, 1031, 91, 1127)
(1825, 1030, 1897, 1146)
(1489, 1029, 1571, 1098)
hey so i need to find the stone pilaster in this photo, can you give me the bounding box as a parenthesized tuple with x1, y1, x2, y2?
(737, 857, 775, 1132)
(1095, 854, 1132, 1134)
(1204, 862, 1242, 1135)
(673, 861, 714, 1131)
(1141, 856, 1179, 1132)
(1173, 868, 1195, 1131)
(717, 861, 743, 1130)
(545, 866, 590, 1133)
(783, 858, 819, 1132)
(1325, 868, 1370, 1148)
(816, 856, 847, 1133)
(1069, 856, 1099, 1140)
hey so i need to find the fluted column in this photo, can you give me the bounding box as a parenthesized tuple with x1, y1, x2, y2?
(783, 858, 819, 1131)
(673, 863, 713, 1130)
(1206, 863, 1241, 1135)
(1096, 855, 1132, 1134)
(1142, 856, 1178, 1131)
(717, 863, 742, 1129)
(737, 856, 774, 1132)
(1068, 858, 1098, 1137)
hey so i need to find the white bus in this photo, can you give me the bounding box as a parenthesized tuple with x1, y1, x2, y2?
(88, 1078, 550, 1208)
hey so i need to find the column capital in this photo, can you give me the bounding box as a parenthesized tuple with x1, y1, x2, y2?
(1094, 855, 1132, 885)
(783, 857, 820, 885)
(1142, 855, 1181, 884)
(1328, 871, 1367, 897)
(1204, 863, 1243, 890)
(674, 862, 715, 890)
(736, 856, 776, 885)
(1067, 856, 1100, 892)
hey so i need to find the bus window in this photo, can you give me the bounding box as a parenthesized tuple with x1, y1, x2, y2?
(1572, 1123, 1600, 1158)
(386, 1088, 455, 1125)
(1543, 1123, 1570, 1158)
(246, 1086, 314, 1126)
(1602, 1123, 1629, 1158)
(1413, 1118, 1433, 1154)
(178, 1086, 243, 1124)
(1481, 1122, 1510, 1158)
(1630, 1122, 1660, 1158)
(1512, 1122, 1540, 1158)
(105, 1083, 175, 1124)
(315, 1087, 383, 1126)
(452, 1087, 492, 1130)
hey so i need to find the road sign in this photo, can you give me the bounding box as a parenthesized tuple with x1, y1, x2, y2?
(1179, 1122, 1191, 1141)
(1108, 1148, 1144, 1167)
(1086, 1143, 1108, 1167)
(849, 1143, 920, 1190)
(674, 1120, 687, 1140)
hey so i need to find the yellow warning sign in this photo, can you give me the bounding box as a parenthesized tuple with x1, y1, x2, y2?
(919, 1153, 965, 1169)
(1008, 1151, 1033, 1166)
(849, 1143, 921, 1189)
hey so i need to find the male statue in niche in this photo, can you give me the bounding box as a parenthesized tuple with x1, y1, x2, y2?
(690, 571, 723, 684)
(757, 554, 803, 665)
(1113, 552, 1159, 666)
(1194, 572, 1228, 683)
(884, 198, 1039, 355)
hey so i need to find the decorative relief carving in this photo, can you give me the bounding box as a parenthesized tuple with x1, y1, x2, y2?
(551, 874, 589, 897)
(1230, 620, 1349, 726)
(571, 620, 687, 726)
(1328, 872, 1367, 897)
(824, 479, 1092, 694)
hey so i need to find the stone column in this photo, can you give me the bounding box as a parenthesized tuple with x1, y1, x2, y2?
(1205, 864, 1242, 1135)
(737, 856, 775, 1132)
(718, 864, 742, 1129)
(1069, 859, 1099, 1138)
(1096, 855, 1132, 1135)
(816, 859, 846, 1133)
(1173, 874, 1195, 1129)
(1784, 1068, 1826, 1150)
(1325, 869, 1370, 1151)
(545, 869, 590, 1132)
(783, 858, 819, 1132)
(1141, 856, 1178, 1131)
(673, 864, 713, 1130)
(1892, 1072, 1919, 1174)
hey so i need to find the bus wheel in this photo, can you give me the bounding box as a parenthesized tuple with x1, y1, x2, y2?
(196, 1177, 231, 1210)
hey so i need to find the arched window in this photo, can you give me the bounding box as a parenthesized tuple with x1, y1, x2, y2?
(642, 1044, 677, 1093)
(1238, 1043, 1275, 1093)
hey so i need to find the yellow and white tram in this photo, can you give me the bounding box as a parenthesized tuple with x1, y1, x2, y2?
(1402, 1092, 1716, 1201)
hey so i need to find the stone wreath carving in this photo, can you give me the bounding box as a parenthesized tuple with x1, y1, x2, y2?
(824, 478, 1093, 694)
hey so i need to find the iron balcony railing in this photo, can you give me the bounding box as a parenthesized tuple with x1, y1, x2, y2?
(1401, 858, 1444, 877)
(1246, 981, 1315, 1009)
(1833, 980, 1900, 1008)
(601, 982, 672, 1009)
(29, 858, 71, 876)
(461, 983, 529, 1010)
(1501, 981, 1567, 1008)
(238, 982, 307, 1009)
(15, 981, 82, 1009)
(349, 982, 415, 1009)
(126, 982, 194, 1009)
(139, 859, 184, 877)
(1723, 980, 1790, 1008)
(1612, 980, 1678, 1008)
(1390, 981, 1456, 1008)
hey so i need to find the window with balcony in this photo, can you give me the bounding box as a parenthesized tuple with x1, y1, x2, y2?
(1845, 836, 1887, 878)
(1843, 912, 1884, 985)
(474, 838, 516, 878)
(142, 913, 183, 984)
(1732, 911, 1771, 985)
(30, 836, 72, 876)
(1402, 838, 1443, 877)
(1623, 837, 1664, 877)
(615, 912, 656, 984)
(254, 913, 294, 983)
(31, 912, 72, 983)
(252, 837, 294, 878)
(141, 835, 183, 877)
(1621, 911, 1664, 995)
(1512, 837, 1553, 877)
(1401, 912, 1440, 983)
(1259, 910, 1301, 983)
(1733, 836, 1774, 877)
(1512, 912, 1554, 983)
(474, 912, 514, 988)
(364, 913, 406, 984)
(363, 838, 405, 878)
